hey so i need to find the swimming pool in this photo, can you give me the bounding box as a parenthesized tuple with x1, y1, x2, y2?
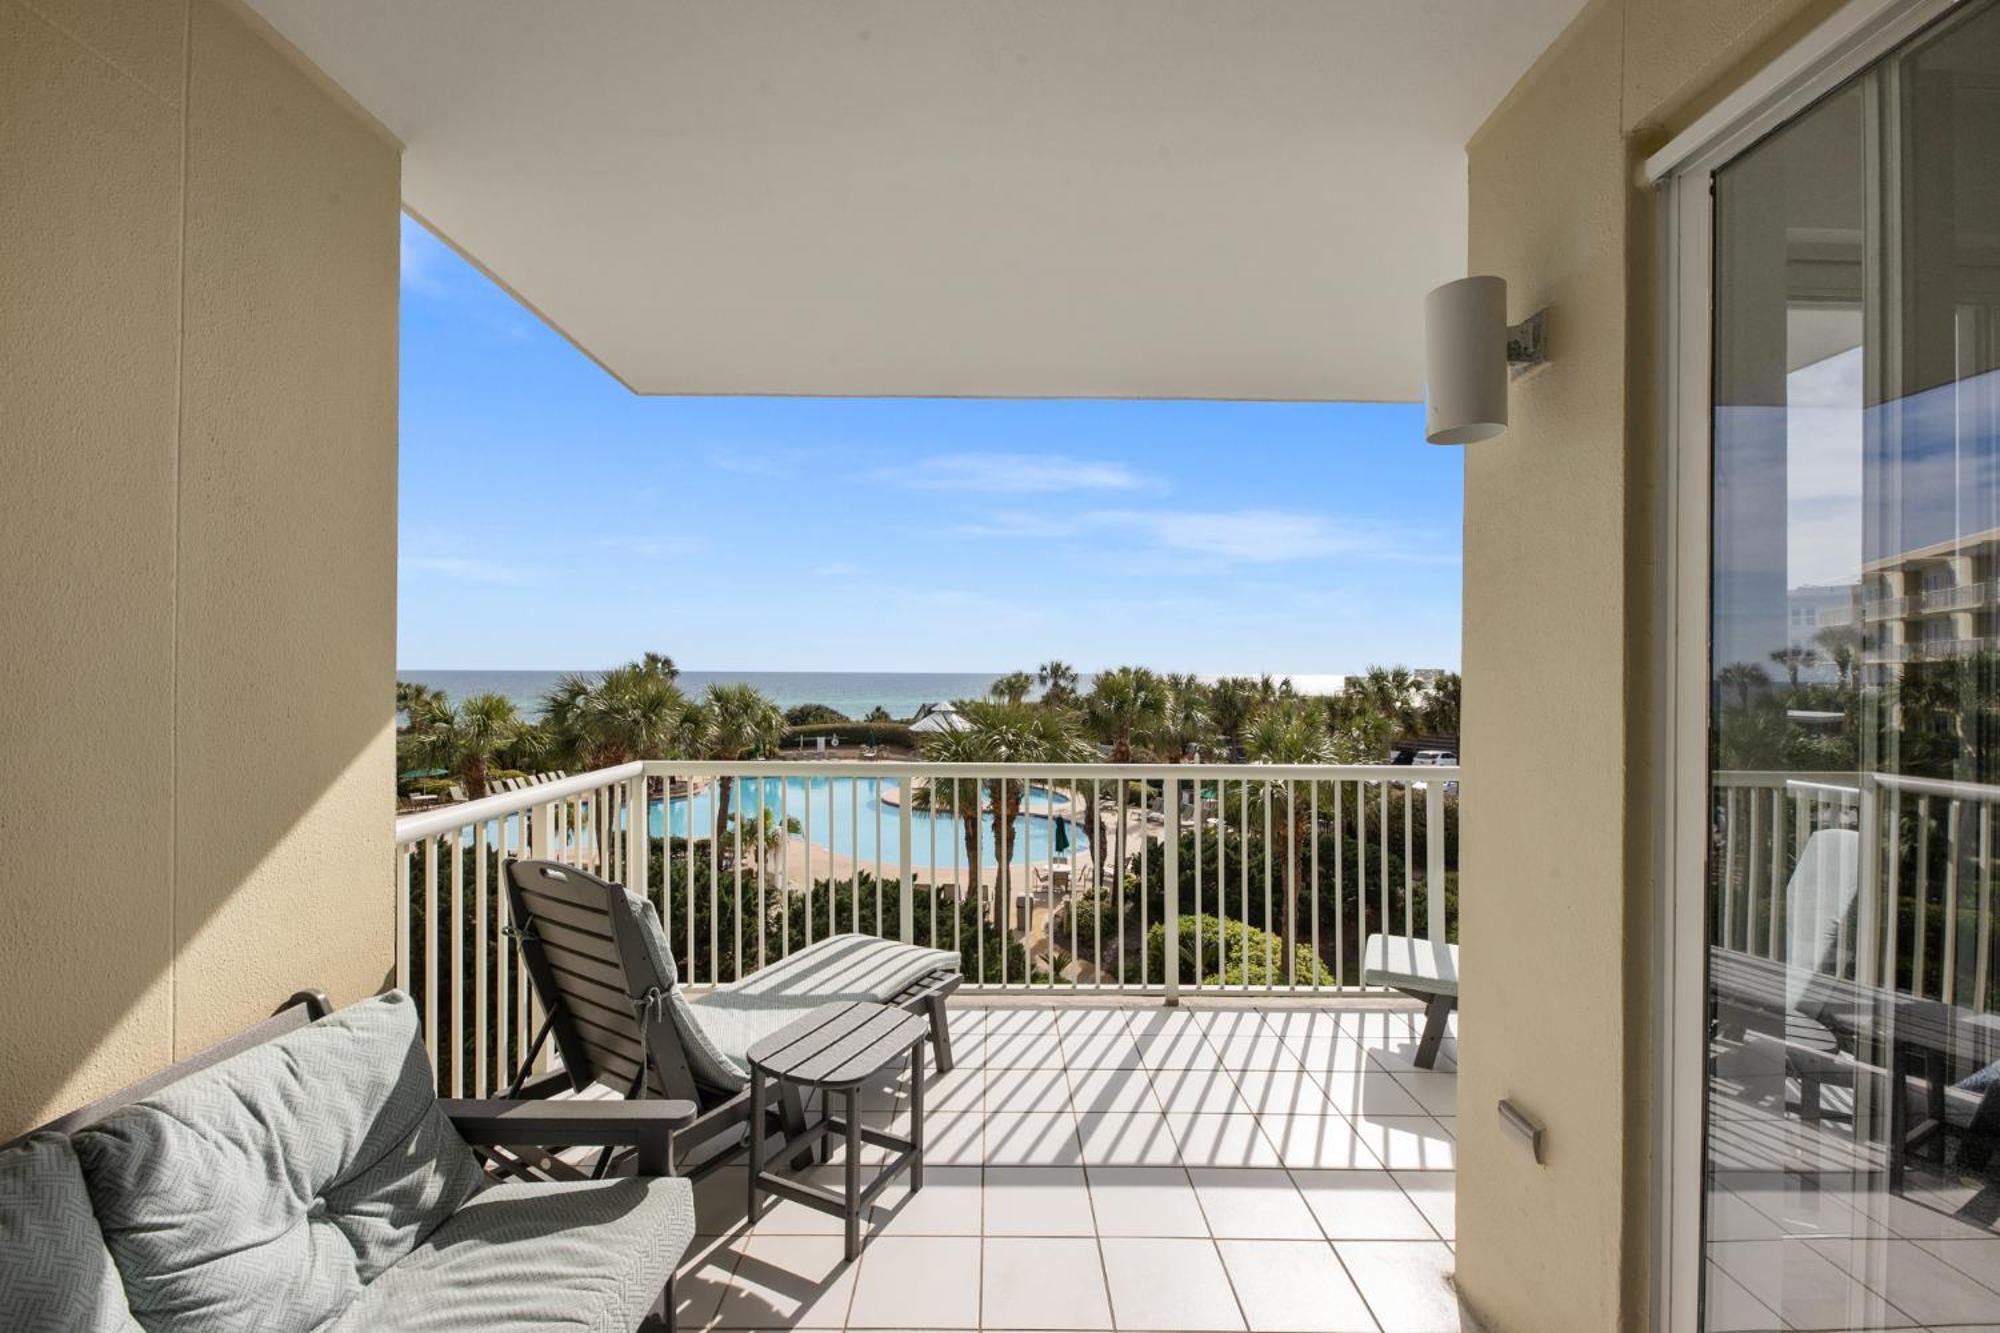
(653, 776, 1088, 867)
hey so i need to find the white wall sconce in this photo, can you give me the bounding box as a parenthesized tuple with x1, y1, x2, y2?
(1423, 275, 1549, 444)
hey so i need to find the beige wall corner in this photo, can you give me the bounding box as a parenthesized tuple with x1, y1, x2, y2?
(1458, 3, 1636, 1329)
(0, 0, 186, 1135)
(1456, 0, 1833, 1328)
(172, 0, 399, 1057)
(0, 0, 398, 1133)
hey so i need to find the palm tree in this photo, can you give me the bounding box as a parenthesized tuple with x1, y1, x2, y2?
(1081, 667, 1170, 894)
(698, 683, 787, 842)
(396, 680, 447, 728)
(1243, 696, 1334, 973)
(1717, 662, 1770, 712)
(729, 805, 802, 879)
(1815, 624, 1860, 689)
(1160, 673, 1214, 761)
(1037, 660, 1080, 707)
(1083, 666, 1170, 762)
(990, 671, 1036, 705)
(1416, 671, 1462, 735)
(411, 692, 521, 800)
(1769, 646, 1815, 690)
(918, 699, 1090, 934)
(541, 657, 698, 769)
(1208, 676, 1261, 757)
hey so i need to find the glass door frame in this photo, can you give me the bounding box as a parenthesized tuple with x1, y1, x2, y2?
(1650, 2, 1966, 1329)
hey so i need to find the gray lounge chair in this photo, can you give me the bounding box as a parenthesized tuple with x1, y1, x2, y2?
(503, 858, 961, 1174)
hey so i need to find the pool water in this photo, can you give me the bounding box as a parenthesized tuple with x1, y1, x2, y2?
(652, 776, 1088, 867)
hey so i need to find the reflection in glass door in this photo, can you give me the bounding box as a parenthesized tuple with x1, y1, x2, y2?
(1704, 2, 2000, 1328)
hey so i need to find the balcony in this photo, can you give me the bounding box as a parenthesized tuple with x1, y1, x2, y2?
(1919, 582, 1991, 614)
(394, 761, 1467, 1332)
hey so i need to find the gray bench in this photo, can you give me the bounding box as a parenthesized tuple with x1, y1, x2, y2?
(1362, 934, 1459, 1069)
(0, 989, 697, 1332)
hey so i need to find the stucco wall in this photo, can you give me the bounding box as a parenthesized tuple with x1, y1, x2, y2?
(0, 0, 398, 1133)
(1456, 1, 1842, 1329)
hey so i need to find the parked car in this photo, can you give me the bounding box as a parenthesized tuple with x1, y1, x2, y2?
(1412, 749, 1457, 766)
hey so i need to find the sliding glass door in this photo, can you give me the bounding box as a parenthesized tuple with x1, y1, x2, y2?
(1702, 2, 2000, 1328)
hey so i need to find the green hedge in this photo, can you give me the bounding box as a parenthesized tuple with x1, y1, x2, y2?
(1144, 914, 1333, 988)
(784, 721, 916, 748)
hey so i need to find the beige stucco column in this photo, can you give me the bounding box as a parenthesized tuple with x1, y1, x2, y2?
(0, 0, 401, 1135)
(1455, 1, 1845, 1328)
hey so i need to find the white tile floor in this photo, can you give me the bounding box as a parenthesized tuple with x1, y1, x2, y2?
(674, 1000, 1470, 1332)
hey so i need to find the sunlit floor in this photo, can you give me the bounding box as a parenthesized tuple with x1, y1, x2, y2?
(671, 999, 1466, 1332)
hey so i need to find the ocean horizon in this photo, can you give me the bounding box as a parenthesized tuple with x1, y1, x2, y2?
(399, 668, 1357, 720)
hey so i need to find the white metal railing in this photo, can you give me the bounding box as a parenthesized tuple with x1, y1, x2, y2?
(394, 760, 1460, 1096)
(1713, 768, 2000, 1015)
(393, 762, 646, 1099)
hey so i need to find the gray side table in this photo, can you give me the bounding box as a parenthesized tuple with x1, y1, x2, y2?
(746, 999, 930, 1259)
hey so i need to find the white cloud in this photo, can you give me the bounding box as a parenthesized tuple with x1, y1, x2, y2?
(400, 221, 450, 296)
(957, 506, 1440, 565)
(403, 555, 532, 585)
(709, 449, 802, 479)
(1089, 508, 1392, 562)
(596, 533, 708, 559)
(881, 452, 1156, 494)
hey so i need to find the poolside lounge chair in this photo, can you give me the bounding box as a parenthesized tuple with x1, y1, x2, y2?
(503, 858, 961, 1175)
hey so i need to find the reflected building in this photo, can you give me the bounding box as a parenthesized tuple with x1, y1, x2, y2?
(1860, 526, 2000, 674)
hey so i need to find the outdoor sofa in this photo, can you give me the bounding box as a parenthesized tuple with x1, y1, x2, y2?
(0, 988, 697, 1332)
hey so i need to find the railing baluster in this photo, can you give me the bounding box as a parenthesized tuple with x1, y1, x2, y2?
(1978, 801, 1993, 1015)
(778, 774, 789, 963)
(1356, 780, 1369, 989)
(1311, 781, 1324, 989)
(1139, 778, 1151, 990)
(1165, 775, 1180, 1005)
(422, 836, 439, 1086)
(1944, 799, 1961, 1007)
(1261, 779, 1273, 991)
(474, 822, 489, 1097)
(495, 811, 512, 1092)
(899, 771, 915, 945)
(1915, 796, 1931, 997)
(395, 844, 412, 995)
(1401, 779, 1414, 942)
(1333, 779, 1345, 987)
(447, 830, 464, 1097)
(1194, 777, 1205, 988)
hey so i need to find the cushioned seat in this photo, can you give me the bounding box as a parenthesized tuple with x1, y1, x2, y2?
(2, 990, 696, 1333)
(71, 992, 489, 1332)
(600, 876, 957, 1094)
(688, 934, 961, 1087)
(328, 1176, 694, 1333)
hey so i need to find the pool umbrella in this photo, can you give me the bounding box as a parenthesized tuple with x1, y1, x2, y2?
(1054, 816, 1071, 854)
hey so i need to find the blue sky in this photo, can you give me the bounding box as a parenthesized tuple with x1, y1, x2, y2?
(399, 216, 1462, 675)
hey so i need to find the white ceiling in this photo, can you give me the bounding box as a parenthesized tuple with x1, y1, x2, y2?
(250, 1, 1585, 401)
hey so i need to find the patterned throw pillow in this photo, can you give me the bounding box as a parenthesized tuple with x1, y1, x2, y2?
(71, 991, 485, 1332)
(0, 1133, 142, 1332)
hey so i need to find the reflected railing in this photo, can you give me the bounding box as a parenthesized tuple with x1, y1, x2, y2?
(1714, 768, 1999, 1014)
